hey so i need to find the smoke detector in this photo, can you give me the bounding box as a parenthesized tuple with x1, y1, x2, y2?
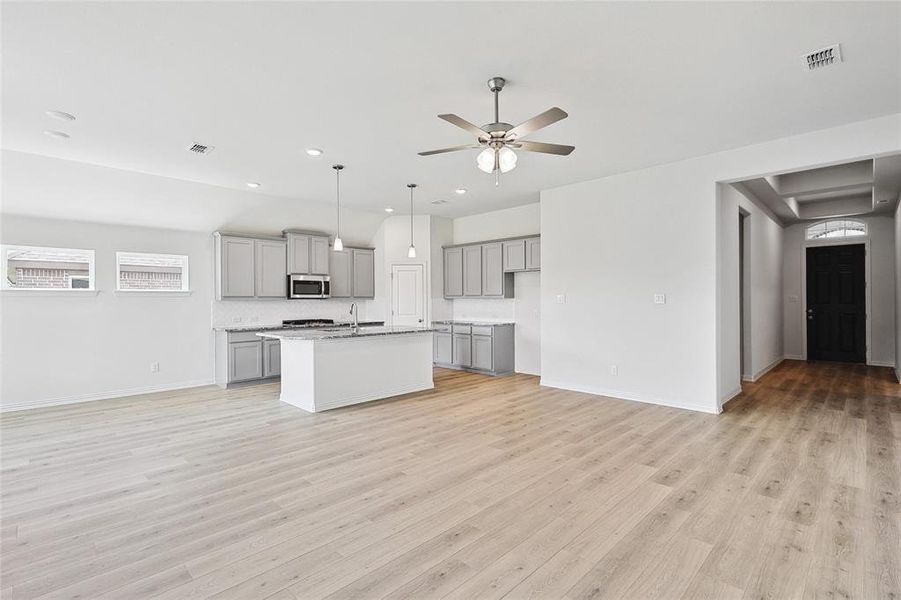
(802, 44, 842, 71)
(186, 142, 215, 155)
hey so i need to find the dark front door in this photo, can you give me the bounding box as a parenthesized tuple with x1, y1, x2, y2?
(806, 244, 866, 363)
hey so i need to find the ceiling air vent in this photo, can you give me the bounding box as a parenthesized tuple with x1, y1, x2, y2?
(186, 142, 215, 155)
(431, 199, 449, 205)
(802, 44, 842, 71)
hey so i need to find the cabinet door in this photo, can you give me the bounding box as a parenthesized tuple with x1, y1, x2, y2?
(453, 333, 472, 367)
(434, 332, 452, 365)
(471, 334, 493, 371)
(229, 341, 263, 382)
(444, 247, 463, 297)
(462, 246, 482, 297)
(254, 239, 287, 298)
(310, 236, 330, 275)
(220, 236, 255, 297)
(525, 237, 541, 270)
(262, 339, 281, 378)
(482, 242, 504, 297)
(352, 249, 375, 298)
(287, 234, 311, 274)
(329, 249, 352, 298)
(503, 240, 526, 272)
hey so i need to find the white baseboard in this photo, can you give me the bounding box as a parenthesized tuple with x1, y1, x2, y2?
(783, 354, 805, 361)
(0, 379, 216, 413)
(539, 379, 719, 415)
(743, 356, 785, 383)
(867, 360, 895, 368)
(719, 386, 743, 410)
(896, 368, 901, 383)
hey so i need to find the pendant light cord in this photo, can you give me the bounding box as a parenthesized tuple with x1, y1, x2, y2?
(335, 168, 340, 237)
(407, 183, 417, 248)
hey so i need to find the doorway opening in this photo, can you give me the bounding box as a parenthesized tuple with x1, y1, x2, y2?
(738, 209, 751, 380)
(805, 243, 867, 363)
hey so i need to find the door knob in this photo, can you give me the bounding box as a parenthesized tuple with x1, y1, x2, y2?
(807, 308, 814, 314)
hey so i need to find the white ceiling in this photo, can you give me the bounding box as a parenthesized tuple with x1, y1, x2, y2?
(2, 1, 900, 221)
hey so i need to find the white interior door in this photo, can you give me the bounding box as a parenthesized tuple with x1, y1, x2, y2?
(391, 263, 425, 327)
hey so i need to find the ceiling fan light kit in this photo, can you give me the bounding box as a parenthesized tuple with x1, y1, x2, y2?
(419, 76, 574, 184)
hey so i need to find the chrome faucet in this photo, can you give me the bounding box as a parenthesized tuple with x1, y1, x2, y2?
(349, 302, 359, 331)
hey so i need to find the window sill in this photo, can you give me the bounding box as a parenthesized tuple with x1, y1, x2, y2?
(1, 289, 100, 297)
(114, 290, 193, 297)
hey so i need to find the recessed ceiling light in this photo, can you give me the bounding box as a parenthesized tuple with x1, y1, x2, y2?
(246, 182, 261, 188)
(46, 110, 76, 121)
(305, 148, 323, 157)
(384, 207, 394, 213)
(455, 188, 467, 195)
(44, 130, 70, 140)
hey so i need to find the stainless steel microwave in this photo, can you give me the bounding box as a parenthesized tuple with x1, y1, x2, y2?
(288, 274, 330, 299)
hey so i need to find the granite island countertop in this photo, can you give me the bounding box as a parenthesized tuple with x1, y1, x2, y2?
(432, 320, 515, 326)
(214, 321, 384, 333)
(258, 326, 435, 341)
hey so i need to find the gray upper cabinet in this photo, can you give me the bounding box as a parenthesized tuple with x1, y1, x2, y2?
(525, 237, 540, 270)
(329, 249, 352, 298)
(463, 245, 482, 296)
(352, 249, 375, 298)
(481, 242, 507, 297)
(444, 247, 463, 298)
(218, 235, 256, 298)
(310, 236, 330, 275)
(503, 239, 526, 272)
(254, 239, 287, 298)
(287, 233, 310, 274)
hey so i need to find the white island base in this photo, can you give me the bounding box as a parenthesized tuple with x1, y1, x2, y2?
(277, 331, 434, 412)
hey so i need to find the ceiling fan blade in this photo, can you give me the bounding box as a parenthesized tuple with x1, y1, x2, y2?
(418, 144, 478, 156)
(515, 140, 575, 156)
(505, 107, 568, 140)
(438, 114, 489, 139)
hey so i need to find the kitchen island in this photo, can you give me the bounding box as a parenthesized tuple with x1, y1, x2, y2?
(258, 326, 434, 412)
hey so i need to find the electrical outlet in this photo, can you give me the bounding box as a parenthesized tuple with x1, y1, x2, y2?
(150, 362, 160, 373)
(654, 294, 666, 304)
(556, 294, 566, 304)
(610, 365, 618, 376)
(233, 317, 243, 323)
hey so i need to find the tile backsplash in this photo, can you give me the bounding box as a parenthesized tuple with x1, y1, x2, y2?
(211, 299, 376, 328)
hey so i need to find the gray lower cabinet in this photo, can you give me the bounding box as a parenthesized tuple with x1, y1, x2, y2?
(254, 239, 287, 298)
(444, 247, 463, 297)
(434, 323, 514, 375)
(229, 341, 263, 382)
(262, 338, 281, 378)
(434, 331, 452, 365)
(452, 333, 472, 367)
(463, 246, 482, 296)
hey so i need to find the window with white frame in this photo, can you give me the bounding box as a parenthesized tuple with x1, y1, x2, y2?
(805, 219, 867, 240)
(116, 252, 189, 291)
(1, 245, 95, 290)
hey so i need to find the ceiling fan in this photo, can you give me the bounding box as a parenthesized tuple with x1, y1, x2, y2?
(419, 77, 574, 185)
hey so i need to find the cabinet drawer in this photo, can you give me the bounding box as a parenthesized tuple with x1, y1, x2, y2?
(453, 324, 472, 334)
(228, 331, 264, 343)
(471, 325, 493, 336)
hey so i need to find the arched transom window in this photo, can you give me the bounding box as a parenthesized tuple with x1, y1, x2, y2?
(805, 219, 867, 240)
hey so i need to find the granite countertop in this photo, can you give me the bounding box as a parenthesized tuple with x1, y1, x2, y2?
(214, 321, 384, 332)
(432, 320, 515, 326)
(258, 326, 435, 341)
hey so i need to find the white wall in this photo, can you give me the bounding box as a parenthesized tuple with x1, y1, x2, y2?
(717, 185, 784, 406)
(0, 215, 214, 410)
(369, 215, 436, 326)
(896, 198, 901, 380)
(541, 113, 901, 414)
(451, 203, 541, 375)
(783, 215, 896, 366)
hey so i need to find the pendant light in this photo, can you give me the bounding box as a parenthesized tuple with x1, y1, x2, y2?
(407, 183, 417, 258)
(332, 164, 344, 251)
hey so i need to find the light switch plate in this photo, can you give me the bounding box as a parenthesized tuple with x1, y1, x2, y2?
(556, 294, 566, 304)
(654, 294, 666, 304)
(789, 295, 799, 303)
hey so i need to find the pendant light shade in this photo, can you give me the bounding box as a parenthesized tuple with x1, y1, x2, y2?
(476, 148, 495, 173)
(407, 183, 417, 258)
(332, 164, 344, 251)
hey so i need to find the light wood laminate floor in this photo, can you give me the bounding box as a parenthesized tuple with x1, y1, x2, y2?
(1, 361, 899, 599)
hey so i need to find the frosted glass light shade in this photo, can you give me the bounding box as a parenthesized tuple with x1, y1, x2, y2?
(476, 148, 495, 173)
(333, 237, 343, 251)
(407, 244, 416, 258)
(498, 147, 517, 173)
